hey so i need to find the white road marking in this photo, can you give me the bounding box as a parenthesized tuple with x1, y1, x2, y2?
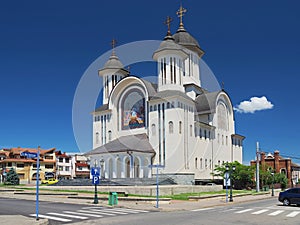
(63, 211, 103, 218)
(47, 212, 88, 219)
(111, 208, 149, 213)
(235, 209, 253, 214)
(191, 207, 214, 212)
(85, 209, 116, 216)
(96, 209, 128, 214)
(30, 214, 71, 222)
(268, 210, 284, 216)
(286, 211, 300, 217)
(252, 209, 269, 215)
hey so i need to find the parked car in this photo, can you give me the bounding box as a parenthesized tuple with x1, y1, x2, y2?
(41, 178, 58, 185)
(278, 187, 300, 206)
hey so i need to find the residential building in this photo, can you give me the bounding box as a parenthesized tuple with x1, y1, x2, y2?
(0, 147, 56, 184)
(71, 154, 90, 179)
(55, 151, 72, 179)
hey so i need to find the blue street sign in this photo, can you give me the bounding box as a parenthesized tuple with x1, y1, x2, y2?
(20, 152, 38, 158)
(92, 176, 100, 185)
(91, 167, 100, 176)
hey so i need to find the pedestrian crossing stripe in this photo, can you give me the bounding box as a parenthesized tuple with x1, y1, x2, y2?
(286, 211, 300, 217)
(30, 214, 72, 222)
(235, 209, 253, 214)
(63, 211, 104, 218)
(251, 209, 269, 215)
(268, 210, 284, 216)
(79, 209, 116, 216)
(47, 212, 88, 219)
(191, 207, 214, 212)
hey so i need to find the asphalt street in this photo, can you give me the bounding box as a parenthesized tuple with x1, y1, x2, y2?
(1, 197, 300, 225)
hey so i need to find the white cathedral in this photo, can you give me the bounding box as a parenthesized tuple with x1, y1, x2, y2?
(86, 6, 245, 185)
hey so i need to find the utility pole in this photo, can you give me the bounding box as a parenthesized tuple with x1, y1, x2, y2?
(256, 142, 260, 192)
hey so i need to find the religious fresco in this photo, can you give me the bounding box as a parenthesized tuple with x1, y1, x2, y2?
(122, 89, 145, 130)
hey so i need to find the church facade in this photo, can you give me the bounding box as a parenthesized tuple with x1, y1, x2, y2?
(86, 6, 245, 184)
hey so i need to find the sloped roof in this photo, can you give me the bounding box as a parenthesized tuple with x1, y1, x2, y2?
(86, 133, 155, 155)
(195, 91, 220, 114)
(150, 90, 193, 102)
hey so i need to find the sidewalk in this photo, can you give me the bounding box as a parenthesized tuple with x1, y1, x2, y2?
(0, 186, 278, 224)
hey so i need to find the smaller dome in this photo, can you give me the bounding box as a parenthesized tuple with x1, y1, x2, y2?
(103, 54, 124, 69)
(153, 36, 188, 60)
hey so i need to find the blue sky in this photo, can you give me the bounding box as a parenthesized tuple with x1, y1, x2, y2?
(1, 0, 299, 165)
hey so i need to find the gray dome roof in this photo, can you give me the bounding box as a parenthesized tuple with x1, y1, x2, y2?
(172, 30, 204, 57)
(157, 36, 184, 52)
(103, 54, 124, 69)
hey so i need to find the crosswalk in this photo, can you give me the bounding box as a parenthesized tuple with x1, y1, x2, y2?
(191, 206, 300, 218)
(29, 207, 149, 223)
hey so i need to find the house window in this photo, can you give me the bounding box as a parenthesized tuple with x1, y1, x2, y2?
(7, 162, 12, 167)
(58, 166, 63, 171)
(169, 121, 174, 134)
(45, 164, 53, 169)
(16, 163, 24, 168)
(65, 166, 70, 172)
(65, 158, 69, 163)
(59, 158, 63, 163)
(179, 121, 182, 134)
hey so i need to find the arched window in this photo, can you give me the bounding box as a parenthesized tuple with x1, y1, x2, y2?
(154, 105, 157, 111)
(200, 158, 203, 169)
(151, 124, 156, 136)
(150, 105, 153, 111)
(167, 102, 170, 109)
(169, 121, 174, 134)
(199, 128, 202, 138)
(195, 158, 198, 169)
(95, 132, 99, 144)
(108, 130, 112, 141)
(204, 130, 207, 139)
(179, 121, 182, 134)
(190, 125, 193, 137)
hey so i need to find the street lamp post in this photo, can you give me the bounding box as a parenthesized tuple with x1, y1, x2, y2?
(271, 172, 274, 197)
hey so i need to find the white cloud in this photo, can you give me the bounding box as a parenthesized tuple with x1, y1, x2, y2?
(234, 96, 274, 113)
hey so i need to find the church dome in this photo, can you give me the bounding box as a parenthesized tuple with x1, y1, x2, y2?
(103, 54, 124, 69)
(172, 30, 204, 57)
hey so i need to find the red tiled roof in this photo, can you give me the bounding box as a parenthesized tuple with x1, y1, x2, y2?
(10, 147, 56, 156)
(0, 159, 35, 162)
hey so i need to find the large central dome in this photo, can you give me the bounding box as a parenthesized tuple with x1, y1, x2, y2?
(173, 30, 204, 57)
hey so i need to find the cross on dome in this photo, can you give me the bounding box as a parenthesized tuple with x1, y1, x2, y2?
(164, 16, 173, 36)
(111, 38, 117, 55)
(176, 4, 187, 31)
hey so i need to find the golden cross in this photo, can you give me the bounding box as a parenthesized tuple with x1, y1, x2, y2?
(111, 39, 117, 49)
(176, 5, 187, 27)
(164, 16, 173, 35)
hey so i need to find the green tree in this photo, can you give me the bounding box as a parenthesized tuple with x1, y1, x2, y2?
(213, 161, 255, 190)
(5, 168, 20, 185)
(275, 173, 288, 190)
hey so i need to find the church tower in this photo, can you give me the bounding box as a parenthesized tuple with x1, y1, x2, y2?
(172, 5, 204, 88)
(153, 16, 189, 93)
(98, 40, 129, 104)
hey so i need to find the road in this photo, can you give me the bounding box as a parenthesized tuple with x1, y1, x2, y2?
(0, 197, 150, 224)
(1, 197, 300, 224)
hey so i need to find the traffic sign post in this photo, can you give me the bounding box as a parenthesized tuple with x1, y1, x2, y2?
(149, 164, 165, 208)
(21, 148, 40, 220)
(91, 167, 101, 204)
